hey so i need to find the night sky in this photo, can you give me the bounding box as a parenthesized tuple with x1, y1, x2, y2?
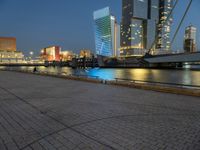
(0, 0, 199, 55)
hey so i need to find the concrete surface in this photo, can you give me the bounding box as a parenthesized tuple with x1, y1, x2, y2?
(0, 71, 200, 150)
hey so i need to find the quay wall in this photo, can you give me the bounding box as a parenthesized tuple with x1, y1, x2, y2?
(1, 68, 200, 97)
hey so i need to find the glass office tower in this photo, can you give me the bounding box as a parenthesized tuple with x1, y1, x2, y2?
(146, 0, 159, 50)
(156, 0, 173, 52)
(121, 0, 133, 48)
(93, 7, 120, 57)
(120, 0, 159, 56)
(130, 19, 144, 49)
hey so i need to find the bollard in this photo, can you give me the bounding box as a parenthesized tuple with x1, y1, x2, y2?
(101, 80, 107, 84)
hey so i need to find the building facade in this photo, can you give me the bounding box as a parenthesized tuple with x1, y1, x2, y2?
(156, 0, 173, 52)
(0, 37, 16, 51)
(120, 0, 159, 56)
(93, 7, 120, 57)
(0, 37, 24, 63)
(41, 46, 61, 62)
(80, 50, 93, 58)
(0, 51, 24, 63)
(184, 25, 197, 53)
(60, 51, 74, 61)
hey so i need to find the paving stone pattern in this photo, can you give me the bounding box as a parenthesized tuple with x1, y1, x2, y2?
(0, 71, 200, 150)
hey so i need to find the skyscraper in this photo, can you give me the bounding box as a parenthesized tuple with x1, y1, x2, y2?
(184, 25, 197, 53)
(93, 7, 120, 57)
(120, 0, 159, 56)
(156, 0, 173, 52)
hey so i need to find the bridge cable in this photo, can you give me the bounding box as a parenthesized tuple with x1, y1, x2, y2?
(148, 0, 179, 54)
(171, 0, 193, 46)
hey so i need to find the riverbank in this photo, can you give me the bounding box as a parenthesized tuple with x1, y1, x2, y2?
(0, 71, 200, 149)
(1, 68, 200, 97)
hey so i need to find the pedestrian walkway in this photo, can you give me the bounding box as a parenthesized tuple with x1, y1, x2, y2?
(0, 71, 200, 150)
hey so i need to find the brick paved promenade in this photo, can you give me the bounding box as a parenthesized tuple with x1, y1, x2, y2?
(0, 71, 200, 150)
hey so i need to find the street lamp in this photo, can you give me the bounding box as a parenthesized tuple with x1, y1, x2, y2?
(41, 50, 44, 54)
(30, 51, 34, 56)
(29, 51, 34, 62)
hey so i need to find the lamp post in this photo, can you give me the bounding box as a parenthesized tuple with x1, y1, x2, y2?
(29, 51, 34, 62)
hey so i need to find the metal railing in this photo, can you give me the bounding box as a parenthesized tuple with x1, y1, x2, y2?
(70, 74, 99, 79)
(115, 78, 200, 89)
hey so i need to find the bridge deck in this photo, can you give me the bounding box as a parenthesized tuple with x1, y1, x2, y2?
(145, 52, 200, 63)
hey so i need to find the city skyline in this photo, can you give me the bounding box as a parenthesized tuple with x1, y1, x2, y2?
(0, 0, 200, 55)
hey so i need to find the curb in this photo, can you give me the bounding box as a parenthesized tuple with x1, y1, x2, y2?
(107, 81, 200, 97)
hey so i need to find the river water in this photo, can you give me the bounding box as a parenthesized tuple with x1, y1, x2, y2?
(1, 66, 200, 86)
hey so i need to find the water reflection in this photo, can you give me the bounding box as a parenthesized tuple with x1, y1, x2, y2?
(88, 68, 117, 80)
(3, 66, 200, 86)
(182, 70, 193, 85)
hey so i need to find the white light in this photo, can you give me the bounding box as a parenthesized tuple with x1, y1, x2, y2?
(30, 51, 34, 55)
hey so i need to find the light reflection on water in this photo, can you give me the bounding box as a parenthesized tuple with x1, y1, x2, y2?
(3, 66, 200, 86)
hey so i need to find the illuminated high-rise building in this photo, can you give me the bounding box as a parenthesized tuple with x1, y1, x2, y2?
(184, 25, 197, 53)
(156, 0, 173, 52)
(93, 7, 120, 57)
(120, 0, 159, 56)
